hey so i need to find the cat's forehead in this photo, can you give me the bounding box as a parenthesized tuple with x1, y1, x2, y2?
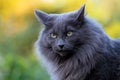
(45, 12, 78, 32)
(49, 20, 76, 34)
(51, 14, 75, 27)
(51, 18, 72, 31)
(50, 12, 75, 22)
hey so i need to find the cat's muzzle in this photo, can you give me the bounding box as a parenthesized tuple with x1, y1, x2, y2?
(56, 49, 73, 57)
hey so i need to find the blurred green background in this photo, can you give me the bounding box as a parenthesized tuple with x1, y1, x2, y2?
(0, 0, 120, 80)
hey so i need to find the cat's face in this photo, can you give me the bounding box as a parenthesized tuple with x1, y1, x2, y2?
(35, 5, 86, 56)
(43, 19, 85, 56)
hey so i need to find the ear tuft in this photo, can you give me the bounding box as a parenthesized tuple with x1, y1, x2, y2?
(76, 4, 86, 21)
(34, 10, 49, 24)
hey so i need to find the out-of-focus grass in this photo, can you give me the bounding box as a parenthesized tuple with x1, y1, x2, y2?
(0, 54, 49, 80)
(0, 22, 50, 80)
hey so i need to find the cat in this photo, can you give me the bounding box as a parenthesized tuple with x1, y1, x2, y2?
(34, 5, 120, 80)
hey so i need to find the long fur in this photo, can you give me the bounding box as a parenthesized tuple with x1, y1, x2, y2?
(35, 6, 120, 80)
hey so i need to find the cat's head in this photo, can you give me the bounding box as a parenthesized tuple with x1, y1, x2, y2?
(35, 5, 103, 57)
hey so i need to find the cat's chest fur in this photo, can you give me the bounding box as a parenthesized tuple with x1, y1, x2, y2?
(37, 47, 120, 80)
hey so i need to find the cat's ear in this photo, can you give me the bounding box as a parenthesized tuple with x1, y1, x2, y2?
(34, 10, 51, 25)
(75, 4, 85, 22)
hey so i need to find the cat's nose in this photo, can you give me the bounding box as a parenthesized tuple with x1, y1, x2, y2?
(58, 45, 64, 49)
(57, 39, 65, 49)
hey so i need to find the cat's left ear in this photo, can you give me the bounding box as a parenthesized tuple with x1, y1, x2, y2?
(75, 4, 85, 22)
(34, 10, 52, 26)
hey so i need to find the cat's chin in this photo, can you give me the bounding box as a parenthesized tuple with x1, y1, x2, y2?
(57, 52, 68, 57)
(56, 50, 73, 57)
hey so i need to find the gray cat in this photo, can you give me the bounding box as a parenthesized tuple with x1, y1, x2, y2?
(34, 5, 120, 80)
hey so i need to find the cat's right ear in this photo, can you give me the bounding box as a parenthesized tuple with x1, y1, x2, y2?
(75, 4, 85, 22)
(34, 10, 50, 25)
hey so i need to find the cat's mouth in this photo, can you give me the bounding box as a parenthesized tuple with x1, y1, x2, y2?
(56, 50, 73, 57)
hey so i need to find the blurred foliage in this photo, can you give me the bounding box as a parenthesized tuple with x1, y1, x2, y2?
(0, 0, 120, 80)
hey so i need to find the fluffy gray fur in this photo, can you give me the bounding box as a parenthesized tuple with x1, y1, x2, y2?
(34, 5, 120, 80)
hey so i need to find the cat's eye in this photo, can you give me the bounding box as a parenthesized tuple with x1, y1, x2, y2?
(67, 31, 73, 37)
(50, 33, 57, 38)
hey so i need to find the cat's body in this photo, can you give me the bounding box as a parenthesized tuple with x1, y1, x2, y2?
(34, 5, 120, 80)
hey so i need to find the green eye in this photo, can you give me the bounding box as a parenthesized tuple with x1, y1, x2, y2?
(67, 31, 73, 37)
(50, 33, 57, 38)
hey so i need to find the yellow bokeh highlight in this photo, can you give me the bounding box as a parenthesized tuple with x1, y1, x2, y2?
(0, 0, 120, 37)
(105, 21, 120, 38)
